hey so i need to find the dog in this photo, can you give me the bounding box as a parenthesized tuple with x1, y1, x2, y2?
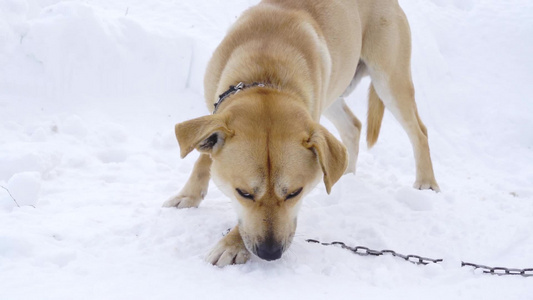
(163, 0, 440, 267)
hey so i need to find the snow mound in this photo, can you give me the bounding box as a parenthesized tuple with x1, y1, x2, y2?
(6, 171, 41, 208)
(2, 1, 194, 99)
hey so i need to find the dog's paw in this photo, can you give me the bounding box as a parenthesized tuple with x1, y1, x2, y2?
(206, 240, 250, 267)
(162, 194, 203, 208)
(413, 180, 440, 192)
(206, 228, 250, 267)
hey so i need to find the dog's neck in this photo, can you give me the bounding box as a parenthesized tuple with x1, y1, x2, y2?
(214, 44, 319, 118)
(213, 82, 268, 114)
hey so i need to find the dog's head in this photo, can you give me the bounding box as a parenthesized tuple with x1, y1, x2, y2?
(175, 89, 347, 261)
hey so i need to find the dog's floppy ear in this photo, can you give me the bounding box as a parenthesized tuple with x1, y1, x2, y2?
(175, 114, 234, 158)
(304, 124, 348, 194)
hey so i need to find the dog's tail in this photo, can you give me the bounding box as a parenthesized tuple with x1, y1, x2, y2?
(366, 84, 385, 148)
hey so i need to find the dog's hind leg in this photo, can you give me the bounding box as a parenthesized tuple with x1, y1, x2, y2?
(369, 69, 439, 191)
(163, 154, 212, 208)
(361, 6, 439, 191)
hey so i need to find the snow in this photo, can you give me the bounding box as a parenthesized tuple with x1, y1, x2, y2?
(1, 0, 532, 299)
(5, 171, 40, 207)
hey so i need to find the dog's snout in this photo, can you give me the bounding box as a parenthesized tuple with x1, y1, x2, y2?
(256, 241, 283, 261)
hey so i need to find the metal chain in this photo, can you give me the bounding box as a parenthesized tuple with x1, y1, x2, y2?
(306, 239, 533, 277)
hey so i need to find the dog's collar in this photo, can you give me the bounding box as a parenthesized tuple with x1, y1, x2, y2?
(213, 82, 266, 114)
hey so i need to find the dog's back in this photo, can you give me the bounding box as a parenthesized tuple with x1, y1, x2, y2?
(204, 0, 407, 115)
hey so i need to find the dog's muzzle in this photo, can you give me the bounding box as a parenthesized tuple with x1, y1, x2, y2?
(256, 240, 283, 261)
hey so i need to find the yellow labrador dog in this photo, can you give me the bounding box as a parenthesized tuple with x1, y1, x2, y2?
(164, 0, 439, 267)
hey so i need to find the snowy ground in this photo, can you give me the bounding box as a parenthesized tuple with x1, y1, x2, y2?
(1, 0, 532, 299)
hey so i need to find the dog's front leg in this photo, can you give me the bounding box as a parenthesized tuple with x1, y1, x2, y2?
(163, 154, 212, 208)
(206, 225, 250, 267)
(324, 98, 362, 175)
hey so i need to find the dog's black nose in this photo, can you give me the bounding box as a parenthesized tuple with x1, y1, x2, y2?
(256, 242, 283, 261)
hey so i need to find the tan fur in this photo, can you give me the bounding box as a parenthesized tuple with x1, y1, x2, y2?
(367, 84, 385, 148)
(164, 0, 439, 267)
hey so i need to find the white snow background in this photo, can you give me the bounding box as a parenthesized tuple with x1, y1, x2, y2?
(1, 0, 532, 299)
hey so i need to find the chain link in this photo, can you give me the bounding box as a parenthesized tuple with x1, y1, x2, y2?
(306, 239, 533, 277)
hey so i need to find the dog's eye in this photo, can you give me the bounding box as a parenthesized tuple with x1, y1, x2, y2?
(236, 188, 254, 200)
(286, 188, 303, 200)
